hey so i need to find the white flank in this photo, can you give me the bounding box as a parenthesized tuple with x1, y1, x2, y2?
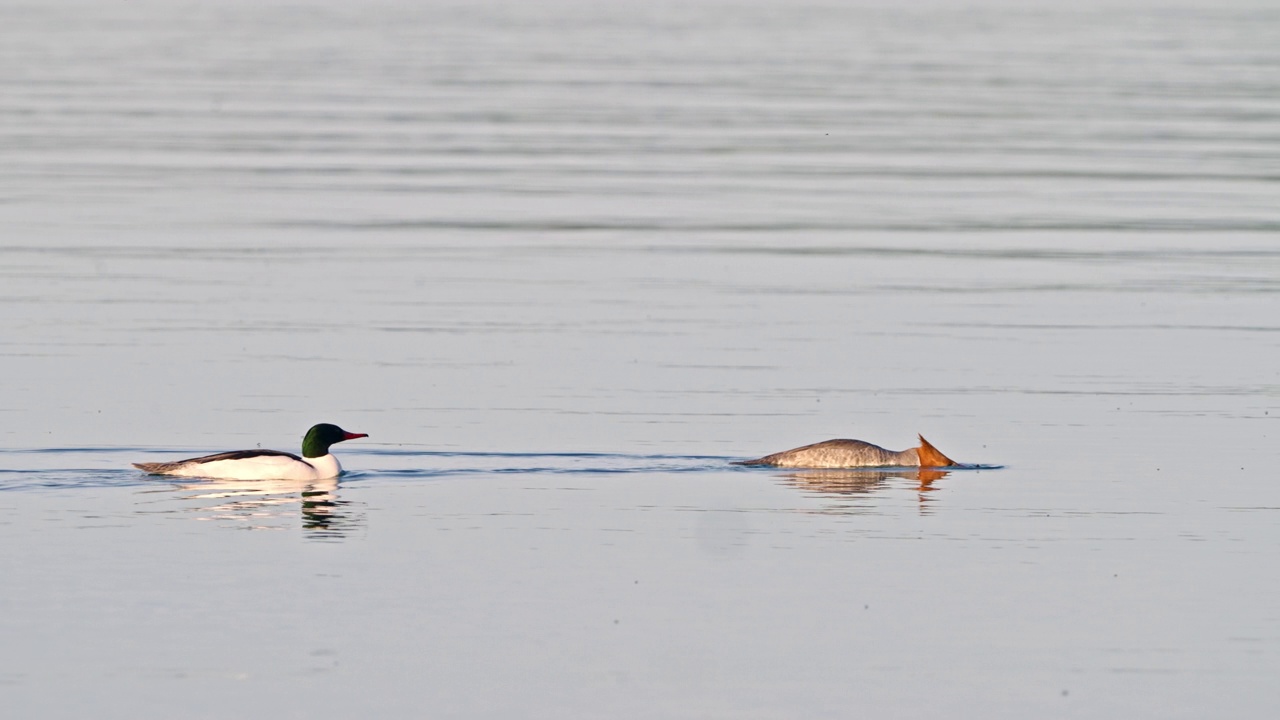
(166, 453, 343, 481)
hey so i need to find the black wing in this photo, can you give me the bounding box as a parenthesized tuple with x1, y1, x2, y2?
(133, 448, 304, 474)
(184, 449, 303, 463)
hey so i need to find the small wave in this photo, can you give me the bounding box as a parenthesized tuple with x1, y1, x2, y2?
(0, 468, 154, 492)
(0, 450, 740, 492)
(0, 448, 1000, 492)
(345, 450, 738, 478)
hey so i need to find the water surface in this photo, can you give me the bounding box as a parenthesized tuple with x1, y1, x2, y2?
(2, 1, 1279, 718)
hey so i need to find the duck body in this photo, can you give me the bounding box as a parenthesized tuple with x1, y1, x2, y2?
(734, 434, 955, 469)
(134, 449, 343, 481)
(133, 424, 366, 481)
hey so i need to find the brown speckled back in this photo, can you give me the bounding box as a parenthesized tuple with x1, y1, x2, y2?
(734, 439, 919, 468)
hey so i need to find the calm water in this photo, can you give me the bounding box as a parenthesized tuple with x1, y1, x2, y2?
(2, 1, 1279, 717)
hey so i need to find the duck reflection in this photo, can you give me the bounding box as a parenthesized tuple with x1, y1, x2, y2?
(775, 468, 950, 515)
(160, 476, 363, 539)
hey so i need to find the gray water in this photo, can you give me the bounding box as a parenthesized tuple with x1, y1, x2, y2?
(2, 0, 1279, 717)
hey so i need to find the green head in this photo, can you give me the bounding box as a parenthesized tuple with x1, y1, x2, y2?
(301, 423, 368, 458)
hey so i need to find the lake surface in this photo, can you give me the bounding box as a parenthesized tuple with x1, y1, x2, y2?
(2, 0, 1278, 717)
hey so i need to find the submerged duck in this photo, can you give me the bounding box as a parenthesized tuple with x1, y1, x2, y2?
(733, 434, 956, 469)
(132, 423, 368, 480)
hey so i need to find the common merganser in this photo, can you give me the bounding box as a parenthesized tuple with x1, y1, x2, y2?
(132, 423, 368, 480)
(733, 434, 956, 469)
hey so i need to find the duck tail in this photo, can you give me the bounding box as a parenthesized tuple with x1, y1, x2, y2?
(132, 461, 176, 474)
(916, 434, 956, 467)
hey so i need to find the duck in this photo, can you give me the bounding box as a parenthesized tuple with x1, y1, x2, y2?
(132, 423, 368, 480)
(733, 434, 956, 469)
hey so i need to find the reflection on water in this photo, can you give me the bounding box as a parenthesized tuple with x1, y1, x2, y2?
(776, 468, 952, 515)
(145, 476, 363, 541)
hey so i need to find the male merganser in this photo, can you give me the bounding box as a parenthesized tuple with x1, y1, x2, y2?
(132, 423, 368, 480)
(733, 434, 956, 469)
